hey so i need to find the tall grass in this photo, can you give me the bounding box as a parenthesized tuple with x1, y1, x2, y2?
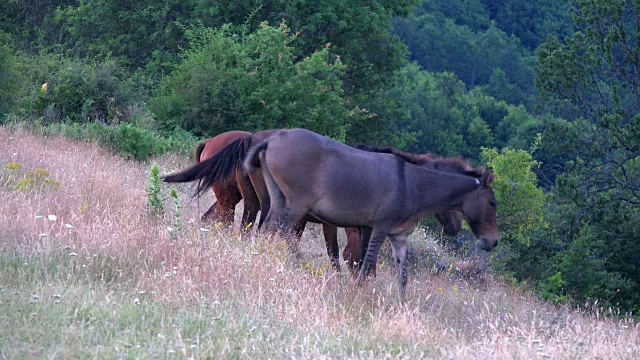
(1, 126, 638, 359)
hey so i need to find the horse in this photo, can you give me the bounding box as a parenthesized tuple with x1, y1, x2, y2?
(244, 128, 498, 299)
(164, 130, 465, 273)
(194, 130, 250, 223)
(165, 129, 347, 269)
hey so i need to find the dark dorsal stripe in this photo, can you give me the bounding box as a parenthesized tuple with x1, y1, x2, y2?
(356, 144, 483, 178)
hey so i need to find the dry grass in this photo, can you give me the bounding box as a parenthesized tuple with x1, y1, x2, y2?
(1, 125, 639, 359)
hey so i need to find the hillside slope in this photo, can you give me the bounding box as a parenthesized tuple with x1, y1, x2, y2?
(1, 126, 638, 359)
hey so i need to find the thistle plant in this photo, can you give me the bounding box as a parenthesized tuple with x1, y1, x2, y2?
(169, 188, 183, 239)
(146, 163, 164, 216)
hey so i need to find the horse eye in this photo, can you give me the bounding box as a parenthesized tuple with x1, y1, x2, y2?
(490, 200, 498, 207)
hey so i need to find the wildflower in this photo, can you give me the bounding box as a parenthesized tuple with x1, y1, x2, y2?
(5, 161, 22, 171)
(133, 298, 140, 305)
(199, 228, 209, 232)
(34, 216, 44, 220)
(167, 226, 174, 232)
(41, 83, 48, 92)
(68, 252, 78, 256)
(48, 215, 57, 221)
(64, 224, 73, 229)
(38, 233, 47, 237)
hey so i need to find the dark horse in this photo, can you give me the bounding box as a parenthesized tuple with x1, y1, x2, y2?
(165, 130, 347, 269)
(164, 131, 465, 272)
(245, 128, 498, 299)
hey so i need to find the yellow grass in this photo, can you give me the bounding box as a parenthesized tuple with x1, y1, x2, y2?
(1, 125, 639, 359)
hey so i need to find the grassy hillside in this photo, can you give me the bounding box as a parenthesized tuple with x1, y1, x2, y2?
(1, 126, 638, 359)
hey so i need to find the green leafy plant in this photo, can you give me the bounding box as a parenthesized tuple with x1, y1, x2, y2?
(151, 22, 363, 139)
(146, 163, 164, 216)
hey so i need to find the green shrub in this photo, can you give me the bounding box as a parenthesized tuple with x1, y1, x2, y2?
(18, 54, 131, 123)
(151, 22, 363, 139)
(111, 124, 160, 161)
(0, 31, 25, 116)
(146, 163, 165, 216)
(40, 121, 197, 161)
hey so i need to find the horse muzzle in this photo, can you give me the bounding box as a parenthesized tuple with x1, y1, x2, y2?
(477, 237, 498, 251)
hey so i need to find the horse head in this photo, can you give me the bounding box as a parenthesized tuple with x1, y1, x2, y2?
(459, 168, 499, 251)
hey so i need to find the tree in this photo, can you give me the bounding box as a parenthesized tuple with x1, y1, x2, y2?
(481, 147, 546, 247)
(393, 0, 537, 105)
(536, 0, 640, 205)
(480, 0, 573, 49)
(0, 31, 22, 116)
(150, 23, 361, 139)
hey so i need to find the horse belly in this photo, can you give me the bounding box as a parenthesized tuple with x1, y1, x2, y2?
(308, 186, 380, 228)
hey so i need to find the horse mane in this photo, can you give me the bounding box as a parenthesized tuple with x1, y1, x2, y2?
(356, 144, 483, 178)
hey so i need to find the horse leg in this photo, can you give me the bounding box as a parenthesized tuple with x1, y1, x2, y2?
(388, 234, 409, 301)
(212, 184, 241, 225)
(343, 227, 361, 274)
(247, 167, 270, 229)
(237, 171, 260, 232)
(356, 227, 389, 286)
(200, 201, 219, 222)
(289, 218, 307, 257)
(358, 227, 374, 276)
(322, 223, 340, 271)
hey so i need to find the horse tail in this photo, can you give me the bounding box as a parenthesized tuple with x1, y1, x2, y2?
(247, 139, 286, 229)
(244, 139, 268, 171)
(194, 142, 206, 163)
(163, 136, 251, 197)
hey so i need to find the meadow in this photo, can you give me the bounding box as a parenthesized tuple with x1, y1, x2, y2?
(1, 126, 638, 359)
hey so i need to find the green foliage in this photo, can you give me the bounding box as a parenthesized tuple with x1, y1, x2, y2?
(1, 162, 60, 192)
(480, 0, 573, 49)
(110, 124, 159, 161)
(193, 0, 417, 93)
(40, 121, 198, 161)
(169, 188, 183, 240)
(393, 64, 477, 157)
(536, 0, 640, 204)
(556, 224, 614, 302)
(54, 0, 192, 69)
(146, 163, 164, 216)
(0, 31, 24, 116)
(481, 147, 546, 246)
(392, 64, 542, 160)
(18, 54, 131, 124)
(151, 23, 362, 139)
(495, 105, 543, 150)
(394, 3, 536, 105)
(538, 272, 568, 304)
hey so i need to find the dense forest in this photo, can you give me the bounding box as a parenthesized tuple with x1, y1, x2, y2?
(1, 0, 639, 313)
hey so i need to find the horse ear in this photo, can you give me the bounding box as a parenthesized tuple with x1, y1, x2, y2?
(482, 168, 495, 185)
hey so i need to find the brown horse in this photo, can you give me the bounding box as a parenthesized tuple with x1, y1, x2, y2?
(194, 130, 250, 223)
(245, 128, 498, 299)
(165, 131, 465, 272)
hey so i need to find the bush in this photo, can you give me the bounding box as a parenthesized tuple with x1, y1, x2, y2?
(151, 22, 363, 139)
(18, 54, 131, 123)
(40, 121, 198, 161)
(0, 31, 25, 116)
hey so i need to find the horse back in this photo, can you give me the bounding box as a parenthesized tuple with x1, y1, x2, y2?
(262, 129, 409, 225)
